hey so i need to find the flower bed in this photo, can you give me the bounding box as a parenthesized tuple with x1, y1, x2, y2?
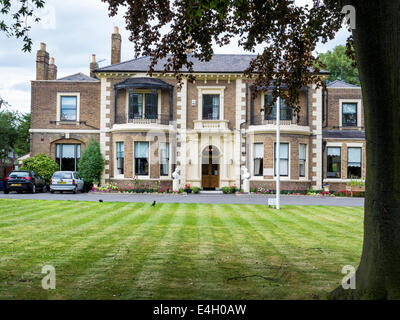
(91, 184, 364, 197)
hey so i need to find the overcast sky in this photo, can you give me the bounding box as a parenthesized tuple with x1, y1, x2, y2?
(0, 0, 350, 114)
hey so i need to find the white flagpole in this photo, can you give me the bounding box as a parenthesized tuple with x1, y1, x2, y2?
(276, 96, 281, 210)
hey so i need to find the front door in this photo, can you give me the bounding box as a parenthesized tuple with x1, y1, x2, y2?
(201, 146, 219, 189)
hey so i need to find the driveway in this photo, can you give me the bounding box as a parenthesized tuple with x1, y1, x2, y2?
(0, 191, 364, 207)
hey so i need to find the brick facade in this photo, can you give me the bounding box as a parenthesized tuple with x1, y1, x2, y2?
(29, 31, 365, 192)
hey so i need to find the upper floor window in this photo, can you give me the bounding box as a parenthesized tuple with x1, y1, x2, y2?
(116, 142, 124, 175)
(264, 94, 292, 121)
(342, 103, 357, 127)
(60, 96, 77, 121)
(202, 94, 220, 120)
(348, 147, 362, 178)
(253, 143, 264, 176)
(129, 92, 158, 120)
(327, 147, 341, 178)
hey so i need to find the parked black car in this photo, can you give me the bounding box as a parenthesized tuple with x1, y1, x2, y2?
(3, 171, 47, 194)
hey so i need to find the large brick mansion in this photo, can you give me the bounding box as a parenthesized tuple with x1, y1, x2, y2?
(29, 27, 365, 191)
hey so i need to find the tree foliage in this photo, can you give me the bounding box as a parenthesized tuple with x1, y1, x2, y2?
(78, 140, 104, 185)
(103, 0, 344, 112)
(21, 153, 58, 183)
(0, 0, 45, 52)
(0, 109, 18, 163)
(318, 45, 360, 85)
(0, 109, 31, 162)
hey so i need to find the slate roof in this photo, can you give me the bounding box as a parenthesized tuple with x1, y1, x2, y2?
(57, 72, 98, 82)
(95, 54, 330, 74)
(323, 130, 365, 139)
(327, 79, 360, 88)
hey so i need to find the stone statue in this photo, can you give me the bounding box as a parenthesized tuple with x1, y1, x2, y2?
(172, 167, 180, 192)
(172, 167, 180, 180)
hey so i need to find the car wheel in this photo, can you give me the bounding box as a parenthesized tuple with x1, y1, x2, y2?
(60, 191, 63, 194)
(4, 190, 9, 194)
(50, 190, 54, 194)
(31, 184, 36, 193)
(17, 191, 22, 194)
(42, 185, 47, 193)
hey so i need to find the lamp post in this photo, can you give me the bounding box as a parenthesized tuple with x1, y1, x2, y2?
(276, 96, 281, 210)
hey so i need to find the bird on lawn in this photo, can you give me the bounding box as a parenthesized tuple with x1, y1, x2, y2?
(99, 199, 103, 203)
(151, 201, 156, 207)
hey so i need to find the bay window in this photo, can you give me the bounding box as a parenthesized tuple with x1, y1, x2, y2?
(160, 142, 169, 176)
(253, 143, 264, 176)
(327, 147, 341, 178)
(274, 143, 289, 176)
(116, 142, 124, 175)
(134, 142, 149, 176)
(347, 147, 362, 178)
(299, 144, 307, 177)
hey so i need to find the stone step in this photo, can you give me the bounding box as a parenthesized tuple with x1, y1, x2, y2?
(199, 190, 223, 194)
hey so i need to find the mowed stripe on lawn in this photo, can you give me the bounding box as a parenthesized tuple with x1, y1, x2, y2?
(0, 199, 363, 299)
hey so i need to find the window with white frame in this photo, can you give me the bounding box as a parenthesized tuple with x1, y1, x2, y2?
(134, 142, 149, 176)
(299, 144, 307, 178)
(202, 94, 220, 120)
(129, 91, 158, 120)
(347, 147, 362, 178)
(274, 143, 289, 176)
(327, 147, 341, 178)
(116, 142, 124, 175)
(60, 96, 78, 121)
(160, 142, 169, 176)
(56, 144, 81, 171)
(253, 143, 264, 176)
(342, 103, 358, 127)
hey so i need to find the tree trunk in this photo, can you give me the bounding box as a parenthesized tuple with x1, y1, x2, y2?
(330, 0, 400, 299)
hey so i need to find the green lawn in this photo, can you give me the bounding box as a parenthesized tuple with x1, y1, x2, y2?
(0, 199, 363, 299)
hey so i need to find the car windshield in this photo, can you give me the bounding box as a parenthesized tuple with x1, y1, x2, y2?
(9, 172, 30, 178)
(53, 172, 73, 179)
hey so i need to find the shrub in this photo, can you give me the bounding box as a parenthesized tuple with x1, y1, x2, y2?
(21, 153, 58, 184)
(192, 186, 200, 194)
(78, 140, 104, 186)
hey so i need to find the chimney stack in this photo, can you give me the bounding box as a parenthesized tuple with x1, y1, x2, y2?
(36, 42, 49, 80)
(48, 57, 58, 80)
(111, 26, 121, 65)
(90, 54, 99, 78)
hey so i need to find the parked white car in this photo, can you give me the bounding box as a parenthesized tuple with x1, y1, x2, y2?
(50, 171, 84, 194)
